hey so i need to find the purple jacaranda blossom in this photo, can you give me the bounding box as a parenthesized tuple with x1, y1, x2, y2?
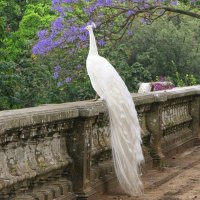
(98, 12, 104, 17)
(54, 65, 61, 72)
(49, 29, 58, 39)
(53, 37, 65, 47)
(55, 5, 64, 11)
(33, 35, 65, 55)
(105, 0, 113, 5)
(34, 0, 182, 56)
(98, 39, 106, 46)
(139, 3, 149, 10)
(52, 18, 64, 31)
(170, 1, 178, 5)
(57, 81, 62, 87)
(53, 72, 59, 79)
(79, 34, 87, 41)
(131, 0, 140, 2)
(96, 0, 113, 6)
(79, 25, 86, 33)
(37, 30, 48, 40)
(65, 35, 76, 42)
(126, 10, 135, 17)
(52, 0, 60, 5)
(65, 77, 72, 83)
(51, 1, 69, 16)
(84, 4, 97, 15)
(141, 18, 146, 24)
(128, 30, 134, 36)
(69, 25, 79, 33)
(62, 0, 78, 3)
(153, 0, 167, 4)
(33, 38, 54, 54)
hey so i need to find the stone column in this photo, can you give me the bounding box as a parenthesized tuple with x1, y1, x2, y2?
(146, 93, 166, 167)
(189, 95, 200, 145)
(68, 113, 97, 199)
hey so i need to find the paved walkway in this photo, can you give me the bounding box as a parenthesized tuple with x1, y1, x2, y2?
(94, 146, 200, 200)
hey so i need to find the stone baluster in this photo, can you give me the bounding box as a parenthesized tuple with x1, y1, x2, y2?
(68, 116, 96, 198)
(189, 95, 200, 139)
(146, 93, 166, 167)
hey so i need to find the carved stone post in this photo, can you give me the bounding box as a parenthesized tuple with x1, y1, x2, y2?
(69, 116, 96, 199)
(189, 96, 200, 139)
(146, 94, 166, 167)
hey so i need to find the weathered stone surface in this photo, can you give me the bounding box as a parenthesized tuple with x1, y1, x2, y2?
(15, 195, 36, 200)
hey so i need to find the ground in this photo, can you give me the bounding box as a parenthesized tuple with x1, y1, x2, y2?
(94, 146, 200, 200)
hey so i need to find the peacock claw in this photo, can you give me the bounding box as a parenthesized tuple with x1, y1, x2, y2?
(94, 93, 99, 101)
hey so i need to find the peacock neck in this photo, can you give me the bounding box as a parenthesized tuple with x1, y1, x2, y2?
(89, 29, 98, 56)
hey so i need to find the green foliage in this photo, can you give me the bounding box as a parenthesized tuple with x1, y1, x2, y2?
(35, 50, 96, 102)
(0, 59, 68, 110)
(124, 62, 152, 92)
(0, 1, 55, 62)
(128, 17, 200, 84)
(0, 61, 21, 110)
(20, 3, 55, 35)
(0, 0, 22, 33)
(176, 72, 197, 87)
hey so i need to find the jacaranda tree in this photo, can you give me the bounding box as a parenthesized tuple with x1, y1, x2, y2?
(33, 0, 200, 55)
(32, 0, 200, 101)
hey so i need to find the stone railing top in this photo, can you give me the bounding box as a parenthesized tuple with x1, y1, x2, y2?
(133, 85, 200, 104)
(0, 85, 200, 135)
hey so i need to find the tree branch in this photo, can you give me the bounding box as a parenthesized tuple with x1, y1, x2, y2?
(110, 4, 200, 20)
(160, 6, 200, 19)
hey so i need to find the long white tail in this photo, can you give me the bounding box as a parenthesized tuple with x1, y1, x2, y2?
(105, 82, 144, 196)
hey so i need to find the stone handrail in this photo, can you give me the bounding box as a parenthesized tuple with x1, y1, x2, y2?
(0, 86, 199, 199)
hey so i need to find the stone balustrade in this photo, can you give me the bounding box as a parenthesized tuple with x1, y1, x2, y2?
(0, 86, 199, 199)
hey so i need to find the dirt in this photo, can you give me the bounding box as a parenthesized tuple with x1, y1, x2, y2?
(93, 146, 200, 200)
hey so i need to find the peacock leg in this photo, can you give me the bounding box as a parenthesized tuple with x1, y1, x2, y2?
(94, 93, 99, 101)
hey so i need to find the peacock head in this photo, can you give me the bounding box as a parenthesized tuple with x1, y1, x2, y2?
(84, 22, 96, 31)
